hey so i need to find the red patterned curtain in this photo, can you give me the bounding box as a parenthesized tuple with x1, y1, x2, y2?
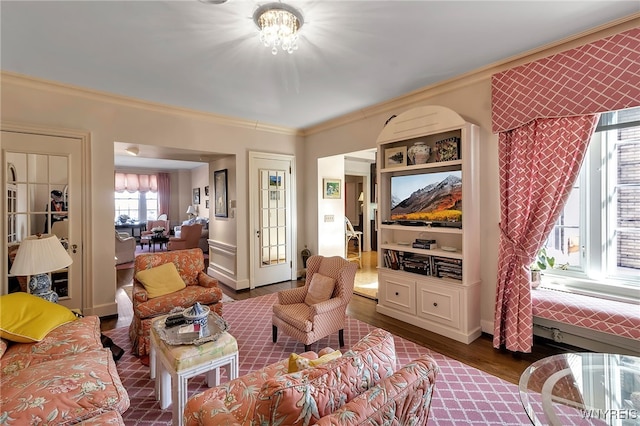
(491, 27, 639, 352)
(492, 115, 598, 352)
(157, 173, 170, 218)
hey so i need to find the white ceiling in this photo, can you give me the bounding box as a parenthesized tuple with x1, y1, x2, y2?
(2, 1, 638, 168)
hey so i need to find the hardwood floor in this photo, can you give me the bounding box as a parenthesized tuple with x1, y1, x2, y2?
(103, 267, 570, 386)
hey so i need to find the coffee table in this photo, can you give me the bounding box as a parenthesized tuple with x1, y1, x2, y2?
(141, 234, 169, 252)
(150, 313, 238, 426)
(519, 353, 640, 425)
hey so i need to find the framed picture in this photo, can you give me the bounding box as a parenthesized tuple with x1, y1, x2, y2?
(384, 146, 407, 168)
(205, 199, 210, 209)
(214, 169, 228, 218)
(435, 137, 460, 162)
(204, 185, 209, 196)
(193, 188, 200, 205)
(323, 178, 341, 199)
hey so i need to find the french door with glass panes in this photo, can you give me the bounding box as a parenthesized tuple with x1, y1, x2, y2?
(3, 131, 83, 311)
(249, 153, 294, 287)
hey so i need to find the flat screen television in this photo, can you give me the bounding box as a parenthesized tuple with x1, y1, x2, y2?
(390, 171, 462, 223)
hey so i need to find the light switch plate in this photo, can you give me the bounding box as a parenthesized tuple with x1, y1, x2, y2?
(324, 215, 334, 222)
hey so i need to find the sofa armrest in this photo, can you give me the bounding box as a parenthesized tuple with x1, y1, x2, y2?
(197, 271, 218, 289)
(184, 396, 242, 426)
(315, 356, 439, 426)
(277, 286, 307, 304)
(132, 281, 149, 304)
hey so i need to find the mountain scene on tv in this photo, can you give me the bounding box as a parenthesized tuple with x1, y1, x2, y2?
(391, 174, 462, 222)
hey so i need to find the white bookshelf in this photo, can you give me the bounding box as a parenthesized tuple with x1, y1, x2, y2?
(376, 105, 481, 344)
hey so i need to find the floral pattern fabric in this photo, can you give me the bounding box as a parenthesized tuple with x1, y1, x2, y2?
(129, 249, 223, 356)
(184, 328, 397, 426)
(0, 316, 130, 425)
(315, 356, 438, 426)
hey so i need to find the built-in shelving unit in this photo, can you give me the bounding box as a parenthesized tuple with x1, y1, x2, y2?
(376, 105, 481, 344)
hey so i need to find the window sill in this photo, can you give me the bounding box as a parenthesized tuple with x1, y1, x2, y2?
(539, 273, 640, 305)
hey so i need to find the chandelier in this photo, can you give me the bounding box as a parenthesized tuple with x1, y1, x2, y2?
(253, 3, 304, 55)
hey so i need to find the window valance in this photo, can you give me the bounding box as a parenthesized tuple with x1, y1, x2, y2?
(492, 28, 640, 133)
(114, 172, 158, 193)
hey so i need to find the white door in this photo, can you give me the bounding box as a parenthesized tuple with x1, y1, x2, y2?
(3, 131, 83, 311)
(249, 153, 294, 287)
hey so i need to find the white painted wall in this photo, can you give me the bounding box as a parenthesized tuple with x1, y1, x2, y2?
(1, 75, 303, 315)
(317, 155, 345, 257)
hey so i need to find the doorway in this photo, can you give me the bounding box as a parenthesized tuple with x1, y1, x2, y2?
(344, 150, 377, 299)
(249, 152, 295, 288)
(3, 129, 85, 311)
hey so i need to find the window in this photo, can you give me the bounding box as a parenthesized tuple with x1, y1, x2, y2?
(114, 191, 158, 222)
(544, 106, 640, 300)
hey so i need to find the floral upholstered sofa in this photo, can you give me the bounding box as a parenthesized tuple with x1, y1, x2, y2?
(184, 328, 438, 425)
(0, 296, 130, 425)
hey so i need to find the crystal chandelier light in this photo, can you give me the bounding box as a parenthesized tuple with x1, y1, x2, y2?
(253, 3, 303, 55)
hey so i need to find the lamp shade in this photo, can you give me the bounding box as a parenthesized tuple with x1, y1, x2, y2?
(186, 205, 197, 215)
(10, 234, 73, 276)
(358, 192, 364, 202)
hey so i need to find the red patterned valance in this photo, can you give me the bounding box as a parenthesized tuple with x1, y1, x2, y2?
(492, 28, 640, 133)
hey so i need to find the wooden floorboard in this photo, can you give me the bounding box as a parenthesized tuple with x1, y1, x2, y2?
(102, 272, 571, 386)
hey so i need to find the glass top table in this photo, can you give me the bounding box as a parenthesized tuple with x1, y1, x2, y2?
(519, 353, 640, 425)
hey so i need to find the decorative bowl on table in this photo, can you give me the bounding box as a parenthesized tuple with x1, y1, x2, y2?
(183, 302, 210, 327)
(151, 226, 166, 237)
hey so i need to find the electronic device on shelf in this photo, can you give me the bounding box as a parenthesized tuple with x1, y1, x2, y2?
(398, 220, 430, 226)
(390, 171, 462, 224)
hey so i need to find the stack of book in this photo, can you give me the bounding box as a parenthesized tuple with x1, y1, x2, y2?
(383, 249, 404, 270)
(412, 238, 437, 249)
(402, 254, 431, 275)
(432, 256, 462, 280)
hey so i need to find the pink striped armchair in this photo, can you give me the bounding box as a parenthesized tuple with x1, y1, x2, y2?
(128, 248, 223, 357)
(272, 255, 356, 351)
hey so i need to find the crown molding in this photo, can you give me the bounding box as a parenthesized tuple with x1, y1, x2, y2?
(1, 71, 302, 137)
(301, 13, 640, 136)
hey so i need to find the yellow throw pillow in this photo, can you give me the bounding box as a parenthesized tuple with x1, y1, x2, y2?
(0, 292, 77, 343)
(304, 273, 336, 305)
(135, 262, 186, 298)
(288, 350, 342, 373)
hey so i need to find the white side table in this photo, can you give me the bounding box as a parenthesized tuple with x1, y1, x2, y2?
(150, 318, 239, 426)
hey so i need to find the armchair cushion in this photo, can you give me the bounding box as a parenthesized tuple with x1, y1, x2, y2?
(135, 262, 186, 298)
(0, 293, 77, 343)
(304, 273, 336, 305)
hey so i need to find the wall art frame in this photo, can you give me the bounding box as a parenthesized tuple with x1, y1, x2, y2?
(214, 169, 228, 217)
(323, 178, 341, 199)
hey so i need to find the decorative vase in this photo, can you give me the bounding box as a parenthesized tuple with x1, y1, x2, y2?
(183, 302, 210, 327)
(531, 270, 541, 289)
(407, 141, 431, 165)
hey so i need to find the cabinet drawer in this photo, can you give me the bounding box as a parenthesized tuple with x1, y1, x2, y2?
(418, 285, 460, 328)
(380, 274, 416, 315)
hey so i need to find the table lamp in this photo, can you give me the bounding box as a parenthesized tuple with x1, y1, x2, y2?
(186, 205, 197, 219)
(9, 234, 73, 303)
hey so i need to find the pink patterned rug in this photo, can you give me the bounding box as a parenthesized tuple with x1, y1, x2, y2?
(105, 294, 532, 425)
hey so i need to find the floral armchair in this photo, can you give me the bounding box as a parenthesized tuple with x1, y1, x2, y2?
(273, 255, 357, 351)
(128, 248, 223, 357)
